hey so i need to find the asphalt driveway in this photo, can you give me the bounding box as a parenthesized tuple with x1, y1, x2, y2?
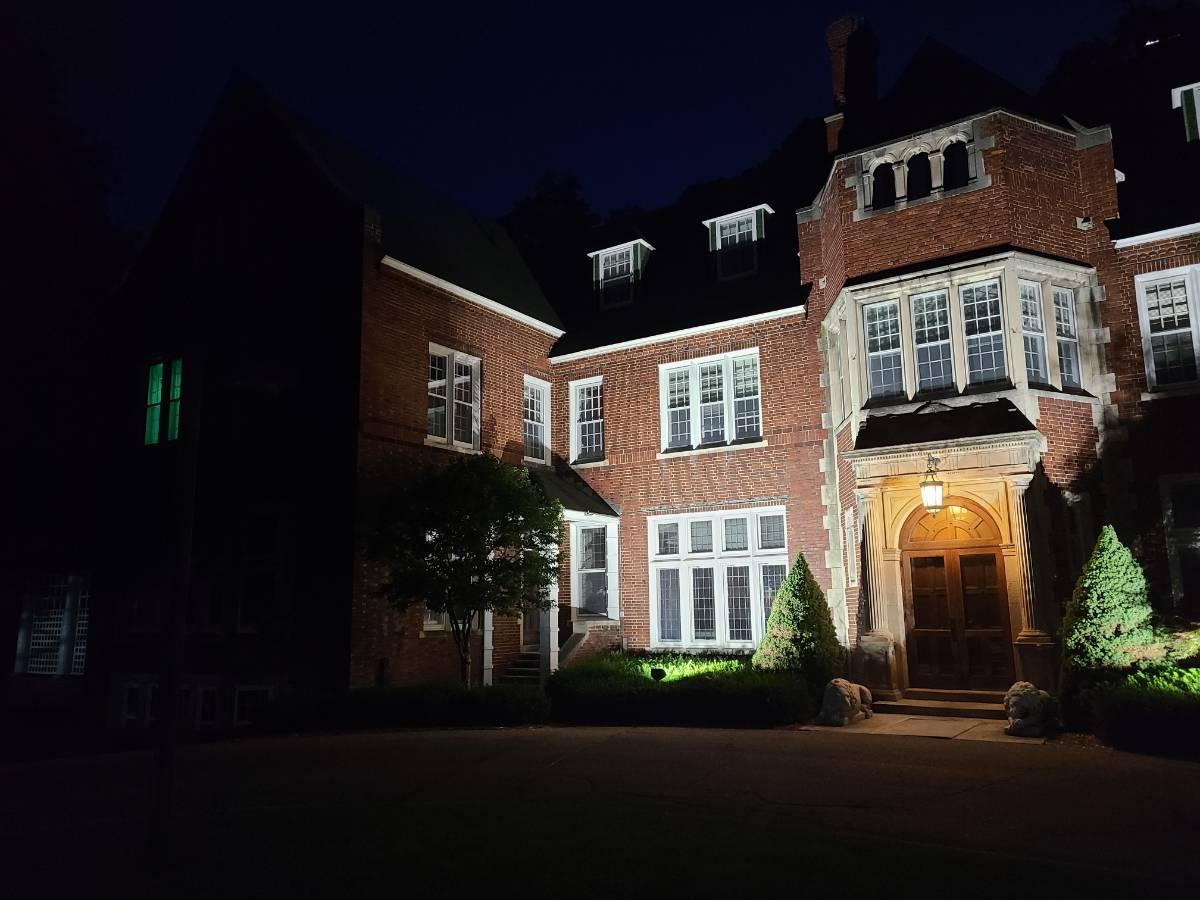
(3, 725, 1197, 898)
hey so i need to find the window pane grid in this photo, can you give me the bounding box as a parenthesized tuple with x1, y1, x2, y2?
(1020, 282, 1049, 384)
(699, 363, 725, 443)
(912, 291, 953, 391)
(580, 526, 608, 615)
(427, 353, 448, 438)
(1051, 288, 1084, 388)
(453, 361, 473, 444)
(689, 520, 713, 553)
(865, 300, 903, 397)
(961, 281, 1006, 384)
(732, 356, 761, 438)
(692, 568, 716, 640)
(602, 248, 632, 282)
(758, 514, 785, 550)
(724, 518, 748, 552)
(718, 216, 754, 247)
(658, 523, 680, 555)
(576, 383, 604, 460)
(523, 382, 546, 461)
(761, 564, 786, 627)
(658, 569, 681, 641)
(726, 566, 752, 641)
(667, 369, 691, 448)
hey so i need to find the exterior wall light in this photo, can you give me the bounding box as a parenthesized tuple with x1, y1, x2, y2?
(920, 454, 945, 515)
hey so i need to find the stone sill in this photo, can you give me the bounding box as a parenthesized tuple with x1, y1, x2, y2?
(570, 459, 609, 470)
(423, 435, 482, 455)
(1140, 383, 1200, 402)
(656, 439, 767, 461)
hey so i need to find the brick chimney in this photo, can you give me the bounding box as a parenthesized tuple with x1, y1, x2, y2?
(825, 15, 879, 151)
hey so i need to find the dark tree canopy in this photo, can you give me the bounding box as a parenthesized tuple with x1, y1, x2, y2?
(371, 454, 562, 686)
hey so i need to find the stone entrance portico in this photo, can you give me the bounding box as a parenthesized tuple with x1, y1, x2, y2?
(845, 426, 1058, 698)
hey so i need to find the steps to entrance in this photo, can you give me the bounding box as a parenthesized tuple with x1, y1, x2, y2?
(500, 652, 541, 685)
(874, 689, 1006, 721)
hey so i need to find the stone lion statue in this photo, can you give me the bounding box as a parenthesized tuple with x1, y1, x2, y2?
(1003, 681, 1058, 737)
(817, 677, 874, 726)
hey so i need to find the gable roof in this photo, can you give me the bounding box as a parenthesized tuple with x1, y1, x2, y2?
(243, 81, 563, 331)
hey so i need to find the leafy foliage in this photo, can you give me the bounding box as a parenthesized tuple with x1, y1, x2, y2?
(751, 552, 844, 696)
(1092, 667, 1200, 756)
(371, 454, 561, 685)
(1061, 526, 1155, 673)
(546, 653, 811, 727)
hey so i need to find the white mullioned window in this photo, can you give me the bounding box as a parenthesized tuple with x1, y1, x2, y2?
(911, 290, 953, 392)
(864, 299, 903, 399)
(1053, 288, 1082, 389)
(1137, 267, 1200, 389)
(960, 279, 1007, 384)
(718, 215, 754, 248)
(427, 343, 481, 450)
(522, 375, 550, 465)
(601, 247, 632, 285)
(1020, 280, 1049, 385)
(659, 349, 763, 451)
(577, 524, 610, 615)
(13, 575, 90, 676)
(649, 507, 789, 649)
(570, 377, 604, 463)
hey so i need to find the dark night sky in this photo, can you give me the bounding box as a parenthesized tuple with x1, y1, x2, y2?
(18, 0, 1126, 230)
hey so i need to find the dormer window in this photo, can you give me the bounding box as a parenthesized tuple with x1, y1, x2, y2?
(589, 239, 653, 308)
(703, 204, 773, 281)
(1172, 83, 1200, 141)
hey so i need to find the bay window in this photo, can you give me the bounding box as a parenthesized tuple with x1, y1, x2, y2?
(1020, 280, 1049, 385)
(1053, 287, 1081, 389)
(961, 280, 1007, 384)
(659, 349, 762, 451)
(864, 300, 903, 399)
(911, 290, 953, 392)
(649, 507, 788, 648)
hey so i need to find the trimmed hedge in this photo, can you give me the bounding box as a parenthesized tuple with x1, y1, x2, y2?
(265, 684, 550, 731)
(547, 660, 812, 727)
(1092, 668, 1200, 756)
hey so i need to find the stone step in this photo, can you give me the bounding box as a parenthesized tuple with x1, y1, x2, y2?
(903, 688, 1006, 704)
(873, 698, 1006, 720)
(500, 673, 541, 685)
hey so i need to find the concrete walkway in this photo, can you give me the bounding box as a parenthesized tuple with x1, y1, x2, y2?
(801, 712, 1046, 743)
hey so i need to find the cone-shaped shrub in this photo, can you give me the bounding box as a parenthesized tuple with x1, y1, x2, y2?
(1061, 525, 1154, 673)
(752, 552, 843, 696)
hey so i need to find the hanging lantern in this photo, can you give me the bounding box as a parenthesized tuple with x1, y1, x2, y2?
(920, 453, 945, 515)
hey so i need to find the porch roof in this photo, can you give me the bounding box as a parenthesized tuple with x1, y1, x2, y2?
(854, 399, 1037, 451)
(528, 467, 619, 518)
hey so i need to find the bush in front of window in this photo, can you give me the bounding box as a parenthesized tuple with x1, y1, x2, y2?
(545, 652, 812, 727)
(751, 551, 844, 701)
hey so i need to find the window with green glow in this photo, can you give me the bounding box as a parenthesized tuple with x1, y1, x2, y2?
(144, 363, 164, 445)
(167, 359, 183, 441)
(144, 357, 182, 445)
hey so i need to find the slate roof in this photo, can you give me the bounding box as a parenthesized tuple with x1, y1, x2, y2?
(853, 399, 1037, 451)
(244, 81, 563, 331)
(528, 466, 618, 517)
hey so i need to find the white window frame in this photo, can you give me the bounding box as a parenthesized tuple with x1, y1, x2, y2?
(567, 514, 620, 619)
(910, 289, 954, 393)
(959, 278, 1008, 385)
(426, 342, 481, 452)
(1052, 287, 1082, 389)
(717, 214, 756, 248)
(569, 376, 604, 465)
(1019, 280, 1050, 385)
(701, 204, 773, 245)
(657, 349, 763, 452)
(648, 506, 788, 649)
(600, 247, 632, 286)
(1162, 475, 1200, 603)
(862, 298, 904, 400)
(522, 375, 551, 466)
(1135, 265, 1200, 391)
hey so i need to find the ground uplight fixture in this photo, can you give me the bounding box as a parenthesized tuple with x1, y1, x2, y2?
(920, 453, 945, 515)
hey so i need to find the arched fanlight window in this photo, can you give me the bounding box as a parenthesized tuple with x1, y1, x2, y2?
(943, 140, 969, 191)
(906, 152, 932, 201)
(872, 161, 896, 210)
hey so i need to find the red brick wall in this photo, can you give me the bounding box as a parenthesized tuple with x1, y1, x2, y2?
(1036, 397, 1100, 491)
(350, 256, 558, 687)
(551, 313, 828, 650)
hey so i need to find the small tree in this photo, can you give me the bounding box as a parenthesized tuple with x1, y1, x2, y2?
(1061, 525, 1155, 673)
(371, 454, 562, 687)
(752, 552, 844, 695)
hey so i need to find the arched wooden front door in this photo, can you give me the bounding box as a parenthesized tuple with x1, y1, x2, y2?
(900, 500, 1014, 691)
